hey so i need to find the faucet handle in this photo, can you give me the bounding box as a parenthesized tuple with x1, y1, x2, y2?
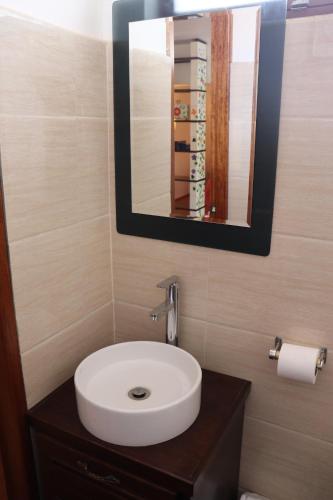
(156, 275, 179, 289)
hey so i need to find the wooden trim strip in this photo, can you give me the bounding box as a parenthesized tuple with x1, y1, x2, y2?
(0, 158, 36, 500)
(208, 11, 231, 220)
(0, 450, 8, 500)
(167, 18, 175, 217)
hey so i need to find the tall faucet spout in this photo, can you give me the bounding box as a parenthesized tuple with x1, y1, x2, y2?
(149, 276, 179, 346)
(150, 301, 173, 321)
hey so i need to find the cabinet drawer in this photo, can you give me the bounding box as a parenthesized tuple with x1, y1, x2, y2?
(35, 433, 177, 500)
(41, 461, 136, 500)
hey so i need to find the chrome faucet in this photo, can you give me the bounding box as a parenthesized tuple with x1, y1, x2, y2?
(150, 276, 179, 346)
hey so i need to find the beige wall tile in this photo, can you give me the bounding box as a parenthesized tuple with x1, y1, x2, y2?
(277, 118, 333, 168)
(115, 301, 205, 365)
(0, 116, 79, 241)
(10, 216, 112, 353)
(76, 118, 109, 219)
(115, 301, 164, 343)
(281, 59, 333, 118)
(274, 161, 333, 240)
(313, 14, 333, 58)
(22, 303, 113, 408)
(207, 234, 333, 350)
(205, 322, 333, 443)
(113, 232, 208, 321)
(283, 17, 315, 63)
(0, 117, 108, 242)
(283, 15, 333, 63)
(275, 118, 333, 237)
(0, 17, 76, 116)
(240, 417, 333, 500)
(0, 16, 106, 117)
(179, 316, 206, 366)
(72, 35, 107, 117)
(281, 15, 333, 119)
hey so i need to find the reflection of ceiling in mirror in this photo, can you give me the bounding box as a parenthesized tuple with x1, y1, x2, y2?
(232, 7, 260, 62)
(174, 0, 264, 13)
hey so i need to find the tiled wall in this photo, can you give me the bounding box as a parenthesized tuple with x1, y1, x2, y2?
(108, 14, 333, 500)
(1, 10, 333, 500)
(0, 15, 114, 407)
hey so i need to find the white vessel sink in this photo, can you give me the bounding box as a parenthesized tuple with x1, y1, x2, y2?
(75, 341, 202, 446)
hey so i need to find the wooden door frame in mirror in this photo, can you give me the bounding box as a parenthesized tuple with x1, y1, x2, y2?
(113, 0, 287, 256)
(0, 171, 36, 500)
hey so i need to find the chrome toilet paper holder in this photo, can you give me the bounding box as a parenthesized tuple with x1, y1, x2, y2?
(269, 337, 327, 370)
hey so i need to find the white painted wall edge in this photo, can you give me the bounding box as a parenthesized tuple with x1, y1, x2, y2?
(0, 0, 114, 40)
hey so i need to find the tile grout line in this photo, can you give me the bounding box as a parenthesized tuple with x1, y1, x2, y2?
(21, 301, 114, 357)
(0, 113, 108, 121)
(202, 253, 210, 368)
(272, 229, 333, 244)
(113, 299, 333, 353)
(105, 40, 117, 346)
(113, 299, 208, 323)
(246, 414, 333, 448)
(9, 213, 110, 246)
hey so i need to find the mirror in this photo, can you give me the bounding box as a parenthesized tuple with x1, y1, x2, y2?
(130, 7, 260, 226)
(113, 0, 286, 255)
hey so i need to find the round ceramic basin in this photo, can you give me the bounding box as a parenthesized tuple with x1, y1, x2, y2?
(75, 341, 202, 446)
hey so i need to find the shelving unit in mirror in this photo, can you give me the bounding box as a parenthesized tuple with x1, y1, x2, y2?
(173, 40, 207, 219)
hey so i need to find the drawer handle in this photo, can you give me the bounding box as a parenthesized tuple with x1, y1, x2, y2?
(76, 460, 120, 486)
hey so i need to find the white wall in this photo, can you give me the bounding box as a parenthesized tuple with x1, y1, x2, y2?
(130, 18, 168, 55)
(232, 6, 259, 62)
(0, 0, 113, 39)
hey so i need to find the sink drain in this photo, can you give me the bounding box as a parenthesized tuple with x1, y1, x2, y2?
(128, 387, 151, 401)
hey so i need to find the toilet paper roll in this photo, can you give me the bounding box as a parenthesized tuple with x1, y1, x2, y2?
(241, 493, 270, 500)
(277, 343, 320, 384)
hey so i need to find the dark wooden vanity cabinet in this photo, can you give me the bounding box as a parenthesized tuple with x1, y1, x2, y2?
(28, 370, 250, 500)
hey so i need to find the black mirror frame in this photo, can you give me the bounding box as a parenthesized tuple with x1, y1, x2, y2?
(113, 0, 287, 256)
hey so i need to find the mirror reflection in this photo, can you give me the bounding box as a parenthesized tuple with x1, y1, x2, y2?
(129, 6, 261, 226)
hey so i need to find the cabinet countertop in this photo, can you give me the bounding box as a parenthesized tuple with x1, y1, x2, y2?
(28, 369, 251, 496)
